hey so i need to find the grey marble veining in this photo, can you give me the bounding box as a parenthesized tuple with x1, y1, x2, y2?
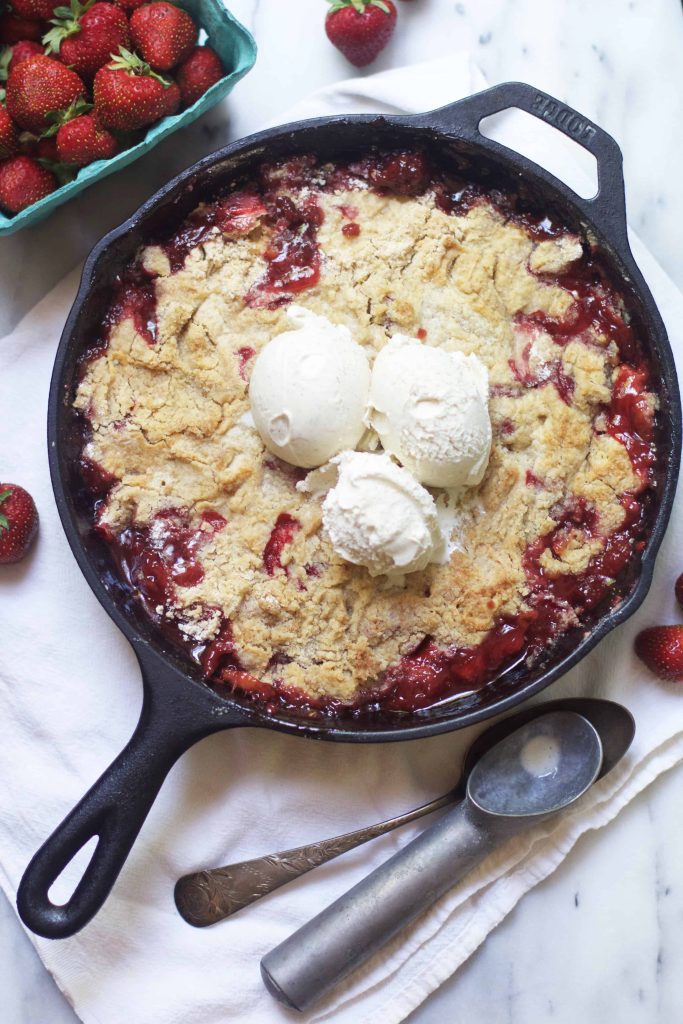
(409, 764, 683, 1024)
(2, 0, 683, 1021)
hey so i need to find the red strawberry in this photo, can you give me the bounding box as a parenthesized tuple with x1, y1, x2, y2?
(0, 485, 39, 563)
(56, 111, 118, 164)
(112, 0, 147, 12)
(0, 105, 18, 159)
(635, 625, 683, 682)
(11, 0, 58, 21)
(325, 0, 397, 68)
(0, 11, 46, 44)
(44, 0, 130, 82)
(176, 44, 223, 108)
(6, 55, 86, 133)
(675, 573, 683, 610)
(0, 154, 57, 212)
(129, 1, 197, 72)
(9, 39, 44, 71)
(94, 48, 179, 130)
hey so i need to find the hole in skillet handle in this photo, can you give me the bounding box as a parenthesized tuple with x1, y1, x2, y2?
(16, 660, 239, 940)
(48, 836, 100, 907)
(16, 799, 122, 940)
(478, 110, 598, 200)
(417, 81, 628, 247)
(16, 721, 197, 940)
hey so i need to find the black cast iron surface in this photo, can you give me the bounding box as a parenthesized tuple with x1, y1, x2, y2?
(17, 82, 681, 940)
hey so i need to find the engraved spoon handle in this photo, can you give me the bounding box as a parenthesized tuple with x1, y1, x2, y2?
(174, 790, 458, 927)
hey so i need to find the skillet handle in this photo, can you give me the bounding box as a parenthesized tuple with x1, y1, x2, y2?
(16, 680, 235, 940)
(422, 82, 627, 243)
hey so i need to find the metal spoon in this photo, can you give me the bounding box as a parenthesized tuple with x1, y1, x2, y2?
(261, 710, 603, 1012)
(175, 698, 633, 927)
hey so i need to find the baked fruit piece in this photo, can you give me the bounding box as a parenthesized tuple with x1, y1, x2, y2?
(75, 151, 658, 715)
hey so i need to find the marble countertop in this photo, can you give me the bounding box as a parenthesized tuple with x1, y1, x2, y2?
(2, 0, 683, 1021)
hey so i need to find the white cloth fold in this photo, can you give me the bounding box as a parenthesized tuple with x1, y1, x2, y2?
(1, 53, 682, 1024)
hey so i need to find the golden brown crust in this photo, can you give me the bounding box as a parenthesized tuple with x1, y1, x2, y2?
(76, 186, 644, 704)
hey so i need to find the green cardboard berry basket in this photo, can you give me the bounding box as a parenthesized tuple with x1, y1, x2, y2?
(0, 0, 256, 237)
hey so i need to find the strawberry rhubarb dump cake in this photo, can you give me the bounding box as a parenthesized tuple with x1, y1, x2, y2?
(75, 151, 658, 715)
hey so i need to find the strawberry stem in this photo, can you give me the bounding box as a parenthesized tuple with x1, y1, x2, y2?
(41, 97, 93, 137)
(109, 46, 171, 87)
(0, 46, 11, 83)
(36, 157, 79, 185)
(327, 0, 391, 13)
(0, 489, 11, 533)
(44, 0, 98, 54)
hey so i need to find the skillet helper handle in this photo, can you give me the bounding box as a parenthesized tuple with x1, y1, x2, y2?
(426, 81, 627, 243)
(261, 801, 519, 1013)
(16, 691, 220, 940)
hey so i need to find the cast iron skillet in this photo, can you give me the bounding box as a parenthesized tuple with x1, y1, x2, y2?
(17, 82, 681, 940)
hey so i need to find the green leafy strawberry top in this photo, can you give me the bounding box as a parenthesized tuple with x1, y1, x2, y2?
(0, 47, 11, 84)
(108, 46, 171, 86)
(327, 0, 391, 15)
(43, 0, 97, 55)
(0, 488, 12, 535)
(41, 96, 93, 137)
(0, 46, 11, 102)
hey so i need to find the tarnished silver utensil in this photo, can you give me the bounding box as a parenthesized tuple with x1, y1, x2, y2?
(262, 710, 604, 1011)
(174, 698, 633, 927)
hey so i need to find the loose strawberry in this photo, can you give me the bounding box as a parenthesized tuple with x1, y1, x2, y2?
(11, 0, 59, 21)
(129, 1, 197, 72)
(9, 39, 44, 71)
(0, 485, 39, 563)
(325, 0, 397, 68)
(94, 48, 179, 130)
(6, 55, 86, 133)
(675, 573, 683, 610)
(0, 11, 46, 44)
(176, 44, 223, 108)
(635, 625, 683, 683)
(0, 104, 18, 158)
(56, 110, 117, 164)
(44, 0, 130, 82)
(0, 154, 57, 212)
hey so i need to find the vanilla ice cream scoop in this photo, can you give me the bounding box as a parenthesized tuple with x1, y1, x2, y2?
(367, 335, 492, 489)
(249, 307, 370, 469)
(321, 451, 441, 577)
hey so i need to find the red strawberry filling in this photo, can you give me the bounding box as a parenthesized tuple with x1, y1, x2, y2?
(103, 508, 225, 614)
(161, 191, 267, 272)
(107, 264, 158, 345)
(606, 364, 656, 483)
(263, 513, 301, 576)
(518, 269, 636, 359)
(246, 193, 324, 308)
(508, 337, 576, 405)
(236, 346, 256, 380)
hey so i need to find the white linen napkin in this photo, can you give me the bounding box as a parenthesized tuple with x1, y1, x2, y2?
(1, 53, 683, 1024)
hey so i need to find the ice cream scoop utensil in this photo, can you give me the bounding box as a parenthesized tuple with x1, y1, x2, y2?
(261, 711, 603, 1012)
(174, 698, 633, 927)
